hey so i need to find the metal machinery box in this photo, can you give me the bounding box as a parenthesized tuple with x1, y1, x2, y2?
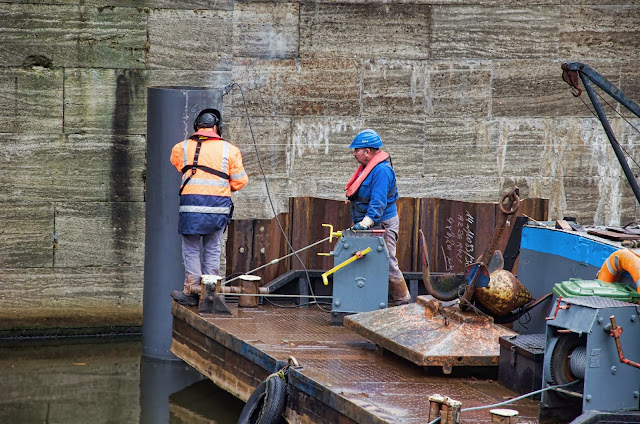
(330, 230, 389, 325)
(541, 296, 640, 422)
(498, 333, 546, 400)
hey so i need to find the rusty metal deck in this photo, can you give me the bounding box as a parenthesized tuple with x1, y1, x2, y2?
(344, 296, 518, 374)
(171, 302, 540, 423)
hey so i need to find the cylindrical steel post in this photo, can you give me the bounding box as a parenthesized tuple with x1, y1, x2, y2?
(238, 275, 261, 307)
(142, 86, 223, 359)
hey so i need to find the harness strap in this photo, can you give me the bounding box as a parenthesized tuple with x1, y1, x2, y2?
(180, 164, 230, 180)
(179, 136, 229, 195)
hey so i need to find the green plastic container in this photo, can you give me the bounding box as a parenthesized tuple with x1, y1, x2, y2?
(552, 278, 640, 304)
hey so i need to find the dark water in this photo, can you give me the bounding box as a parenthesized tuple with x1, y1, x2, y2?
(0, 338, 245, 424)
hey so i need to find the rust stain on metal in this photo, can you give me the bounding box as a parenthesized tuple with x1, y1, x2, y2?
(172, 301, 539, 423)
(474, 270, 533, 317)
(226, 214, 290, 284)
(344, 296, 517, 373)
(225, 196, 548, 285)
(289, 197, 351, 270)
(419, 198, 496, 274)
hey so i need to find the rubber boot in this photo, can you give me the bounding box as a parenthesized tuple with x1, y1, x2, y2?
(170, 290, 199, 306)
(389, 276, 411, 306)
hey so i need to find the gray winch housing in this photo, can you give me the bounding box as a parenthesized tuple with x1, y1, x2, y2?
(541, 295, 640, 421)
(330, 230, 389, 325)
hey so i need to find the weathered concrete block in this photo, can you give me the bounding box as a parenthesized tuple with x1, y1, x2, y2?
(142, 0, 233, 9)
(231, 59, 360, 117)
(0, 133, 145, 202)
(0, 202, 53, 268)
(421, 175, 503, 201)
(423, 140, 500, 179)
(148, 8, 233, 70)
(300, 4, 431, 59)
(232, 177, 292, 219)
(287, 142, 352, 183)
(485, 119, 555, 177)
(620, 61, 640, 117)
(54, 202, 144, 267)
(363, 60, 491, 118)
(424, 117, 479, 146)
(560, 5, 640, 61)
(59, 134, 146, 201)
(548, 118, 598, 178)
(363, 118, 425, 147)
(563, 117, 633, 178)
(64, 68, 148, 135)
(0, 4, 146, 68)
(363, 60, 429, 117)
(149, 69, 232, 91)
(226, 116, 292, 177)
(65, 68, 233, 135)
(0, 266, 143, 329)
(494, 60, 628, 118)
(492, 60, 587, 118)
(428, 61, 492, 118)
(288, 117, 361, 177)
(558, 176, 628, 226)
(498, 173, 633, 226)
(0, 68, 63, 134)
(233, 3, 299, 59)
(431, 5, 560, 59)
(0, 133, 60, 201)
(0, 0, 231, 7)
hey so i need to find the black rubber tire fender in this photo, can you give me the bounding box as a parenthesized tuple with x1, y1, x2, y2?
(238, 373, 287, 424)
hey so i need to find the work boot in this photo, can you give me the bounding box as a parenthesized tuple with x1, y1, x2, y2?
(170, 290, 199, 306)
(389, 276, 411, 306)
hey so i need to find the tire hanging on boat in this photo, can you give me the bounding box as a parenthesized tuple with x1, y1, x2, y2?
(238, 373, 287, 424)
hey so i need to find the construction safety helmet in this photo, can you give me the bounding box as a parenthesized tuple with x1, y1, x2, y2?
(349, 129, 383, 149)
(193, 108, 223, 136)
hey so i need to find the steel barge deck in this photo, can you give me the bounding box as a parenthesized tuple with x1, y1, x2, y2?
(170, 301, 539, 423)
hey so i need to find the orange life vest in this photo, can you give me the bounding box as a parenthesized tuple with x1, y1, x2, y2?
(344, 151, 390, 199)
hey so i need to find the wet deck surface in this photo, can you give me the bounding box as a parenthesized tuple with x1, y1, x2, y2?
(193, 303, 539, 423)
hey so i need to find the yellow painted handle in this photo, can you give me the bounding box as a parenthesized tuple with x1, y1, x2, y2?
(321, 247, 372, 285)
(322, 223, 342, 243)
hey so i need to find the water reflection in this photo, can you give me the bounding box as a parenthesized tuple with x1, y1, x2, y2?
(0, 338, 243, 424)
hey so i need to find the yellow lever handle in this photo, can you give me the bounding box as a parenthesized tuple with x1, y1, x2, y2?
(322, 223, 343, 243)
(321, 247, 372, 285)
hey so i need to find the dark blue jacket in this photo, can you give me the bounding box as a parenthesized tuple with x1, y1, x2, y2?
(350, 160, 398, 224)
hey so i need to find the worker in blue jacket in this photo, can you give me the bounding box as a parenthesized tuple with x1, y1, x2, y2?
(345, 129, 411, 305)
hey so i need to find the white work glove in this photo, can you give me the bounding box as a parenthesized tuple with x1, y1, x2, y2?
(352, 216, 374, 230)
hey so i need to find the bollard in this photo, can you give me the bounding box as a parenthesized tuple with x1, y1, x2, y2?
(238, 275, 261, 307)
(199, 275, 222, 314)
(427, 394, 461, 424)
(428, 394, 445, 421)
(490, 408, 519, 424)
(441, 398, 461, 424)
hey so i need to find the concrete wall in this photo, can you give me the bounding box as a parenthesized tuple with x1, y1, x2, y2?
(1, 0, 639, 331)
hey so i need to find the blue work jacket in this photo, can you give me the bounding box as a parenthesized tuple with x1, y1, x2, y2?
(350, 160, 398, 224)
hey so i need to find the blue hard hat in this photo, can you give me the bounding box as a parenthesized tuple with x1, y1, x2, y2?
(349, 129, 383, 149)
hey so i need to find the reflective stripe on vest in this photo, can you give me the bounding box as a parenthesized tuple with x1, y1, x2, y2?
(181, 139, 231, 188)
(230, 170, 247, 180)
(181, 177, 230, 187)
(179, 205, 232, 214)
(221, 142, 229, 176)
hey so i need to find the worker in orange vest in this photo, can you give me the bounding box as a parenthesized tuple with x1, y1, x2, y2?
(169, 109, 248, 306)
(345, 129, 411, 306)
